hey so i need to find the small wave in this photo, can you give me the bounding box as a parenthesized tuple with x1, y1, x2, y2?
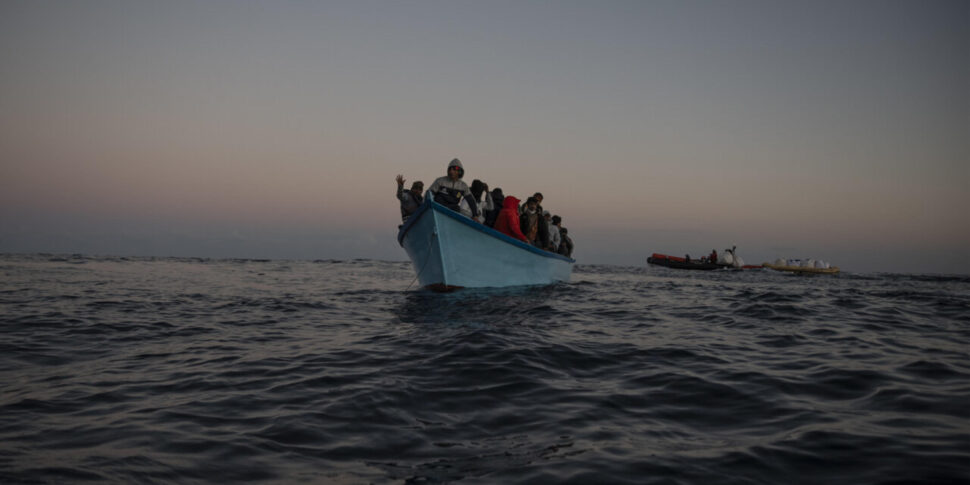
(2, 255, 968, 484)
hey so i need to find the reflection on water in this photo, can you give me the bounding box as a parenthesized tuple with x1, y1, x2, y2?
(394, 284, 563, 326)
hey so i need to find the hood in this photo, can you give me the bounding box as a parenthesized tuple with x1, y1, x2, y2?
(503, 196, 520, 210)
(447, 158, 464, 178)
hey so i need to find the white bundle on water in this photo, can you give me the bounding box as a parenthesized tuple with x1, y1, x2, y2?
(775, 258, 831, 269)
(718, 252, 743, 268)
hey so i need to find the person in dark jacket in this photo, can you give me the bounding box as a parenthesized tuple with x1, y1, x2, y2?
(532, 193, 549, 249)
(395, 175, 423, 221)
(493, 196, 528, 242)
(519, 197, 540, 246)
(484, 187, 504, 227)
(558, 227, 574, 257)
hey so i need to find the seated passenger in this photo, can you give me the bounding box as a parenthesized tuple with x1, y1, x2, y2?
(493, 196, 529, 242)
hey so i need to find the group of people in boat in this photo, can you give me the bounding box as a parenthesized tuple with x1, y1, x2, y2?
(395, 158, 574, 257)
(687, 249, 717, 264)
(684, 246, 738, 265)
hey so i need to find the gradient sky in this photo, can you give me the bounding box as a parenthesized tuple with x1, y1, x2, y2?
(1, 0, 967, 273)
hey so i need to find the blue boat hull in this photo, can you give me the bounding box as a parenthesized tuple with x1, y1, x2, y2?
(398, 199, 574, 289)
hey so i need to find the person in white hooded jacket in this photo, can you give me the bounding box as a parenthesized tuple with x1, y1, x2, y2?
(459, 179, 494, 223)
(427, 158, 478, 219)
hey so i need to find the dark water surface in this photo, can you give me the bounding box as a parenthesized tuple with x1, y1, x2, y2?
(1, 254, 968, 484)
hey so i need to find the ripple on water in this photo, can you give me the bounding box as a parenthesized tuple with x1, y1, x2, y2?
(0, 255, 967, 484)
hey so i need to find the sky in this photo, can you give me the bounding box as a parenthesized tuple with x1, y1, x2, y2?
(1, 0, 967, 274)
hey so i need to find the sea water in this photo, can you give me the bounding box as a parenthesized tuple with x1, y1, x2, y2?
(1, 254, 968, 484)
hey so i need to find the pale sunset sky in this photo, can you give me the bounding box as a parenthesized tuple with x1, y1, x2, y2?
(1, 1, 967, 273)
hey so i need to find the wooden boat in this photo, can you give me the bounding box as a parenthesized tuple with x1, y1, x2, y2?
(398, 198, 574, 291)
(762, 263, 840, 275)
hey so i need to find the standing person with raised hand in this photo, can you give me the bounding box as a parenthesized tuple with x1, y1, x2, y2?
(395, 175, 424, 222)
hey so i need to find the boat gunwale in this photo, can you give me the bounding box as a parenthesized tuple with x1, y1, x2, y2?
(398, 198, 575, 263)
